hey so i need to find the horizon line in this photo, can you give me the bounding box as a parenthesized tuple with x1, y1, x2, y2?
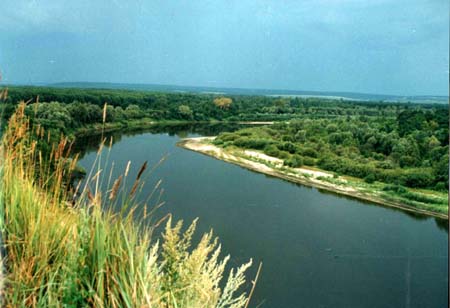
(1, 80, 448, 98)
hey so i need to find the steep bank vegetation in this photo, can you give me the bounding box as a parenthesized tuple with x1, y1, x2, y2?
(0, 102, 255, 307)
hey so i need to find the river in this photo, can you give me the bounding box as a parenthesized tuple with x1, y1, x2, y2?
(76, 124, 448, 308)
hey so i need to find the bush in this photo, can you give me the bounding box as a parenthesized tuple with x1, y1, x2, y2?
(402, 171, 433, 188)
(263, 144, 280, 157)
(281, 134, 295, 142)
(277, 151, 291, 160)
(277, 142, 297, 154)
(399, 155, 419, 168)
(284, 154, 303, 168)
(435, 182, 447, 191)
(237, 130, 252, 136)
(300, 147, 318, 158)
(364, 173, 376, 184)
(372, 153, 385, 161)
(383, 184, 408, 193)
(212, 138, 224, 145)
(216, 132, 239, 143)
(234, 137, 271, 150)
(376, 160, 395, 169)
(302, 156, 315, 166)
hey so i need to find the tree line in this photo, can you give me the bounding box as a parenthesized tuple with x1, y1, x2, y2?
(2, 86, 445, 126)
(213, 108, 449, 191)
(1, 86, 447, 192)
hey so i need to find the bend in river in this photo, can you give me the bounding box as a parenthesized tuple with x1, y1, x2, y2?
(76, 124, 448, 308)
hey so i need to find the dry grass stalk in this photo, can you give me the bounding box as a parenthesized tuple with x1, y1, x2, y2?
(0, 102, 256, 307)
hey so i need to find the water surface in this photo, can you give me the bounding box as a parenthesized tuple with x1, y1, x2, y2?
(77, 125, 448, 308)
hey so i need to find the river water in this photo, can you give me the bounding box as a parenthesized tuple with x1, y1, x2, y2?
(76, 124, 448, 308)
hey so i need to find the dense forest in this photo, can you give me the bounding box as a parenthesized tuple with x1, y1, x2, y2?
(213, 109, 449, 192)
(1, 85, 448, 193)
(1, 86, 446, 127)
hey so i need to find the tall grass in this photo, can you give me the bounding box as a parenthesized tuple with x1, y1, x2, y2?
(0, 100, 255, 307)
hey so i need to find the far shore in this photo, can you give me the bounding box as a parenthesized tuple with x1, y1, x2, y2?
(73, 119, 274, 138)
(177, 137, 448, 220)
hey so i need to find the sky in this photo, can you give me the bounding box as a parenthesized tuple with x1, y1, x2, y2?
(0, 0, 448, 96)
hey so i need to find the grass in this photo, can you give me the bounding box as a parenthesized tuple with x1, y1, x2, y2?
(0, 101, 256, 307)
(319, 174, 448, 215)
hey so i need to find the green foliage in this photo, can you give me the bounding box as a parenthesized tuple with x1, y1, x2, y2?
(124, 104, 142, 119)
(178, 105, 193, 119)
(364, 173, 376, 183)
(0, 103, 254, 307)
(299, 147, 319, 158)
(214, 106, 449, 191)
(233, 137, 271, 150)
(294, 130, 307, 143)
(382, 184, 408, 194)
(277, 141, 297, 154)
(5, 85, 448, 124)
(397, 109, 427, 137)
(3, 85, 448, 192)
(433, 153, 449, 188)
(263, 144, 280, 157)
(284, 154, 303, 168)
(302, 156, 315, 166)
(26, 102, 73, 132)
(383, 185, 446, 206)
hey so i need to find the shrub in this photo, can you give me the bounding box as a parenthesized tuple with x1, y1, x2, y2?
(300, 147, 318, 158)
(435, 182, 447, 191)
(237, 130, 252, 136)
(364, 173, 376, 183)
(294, 130, 307, 143)
(212, 138, 224, 145)
(216, 132, 239, 143)
(263, 144, 280, 157)
(234, 137, 270, 150)
(277, 142, 297, 154)
(277, 151, 291, 160)
(302, 156, 315, 166)
(383, 184, 408, 193)
(402, 171, 433, 188)
(284, 154, 303, 168)
(281, 134, 295, 142)
(376, 160, 395, 169)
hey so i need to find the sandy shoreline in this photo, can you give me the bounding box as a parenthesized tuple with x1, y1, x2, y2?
(177, 137, 448, 220)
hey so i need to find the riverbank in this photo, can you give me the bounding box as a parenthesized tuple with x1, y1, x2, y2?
(0, 103, 254, 307)
(177, 137, 448, 220)
(74, 119, 273, 137)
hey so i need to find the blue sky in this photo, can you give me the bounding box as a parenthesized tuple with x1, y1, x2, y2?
(0, 0, 448, 95)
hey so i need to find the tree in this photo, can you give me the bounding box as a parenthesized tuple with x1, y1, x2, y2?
(105, 105, 116, 122)
(391, 137, 420, 167)
(428, 135, 441, 149)
(28, 102, 73, 132)
(433, 154, 449, 187)
(124, 104, 141, 119)
(294, 130, 306, 143)
(178, 105, 193, 119)
(213, 97, 232, 109)
(284, 154, 303, 168)
(397, 110, 426, 137)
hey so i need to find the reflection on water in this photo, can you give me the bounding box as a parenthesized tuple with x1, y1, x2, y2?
(76, 124, 449, 308)
(73, 122, 253, 159)
(434, 218, 449, 231)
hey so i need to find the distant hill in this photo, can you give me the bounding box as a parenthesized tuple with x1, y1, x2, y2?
(46, 82, 449, 104)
